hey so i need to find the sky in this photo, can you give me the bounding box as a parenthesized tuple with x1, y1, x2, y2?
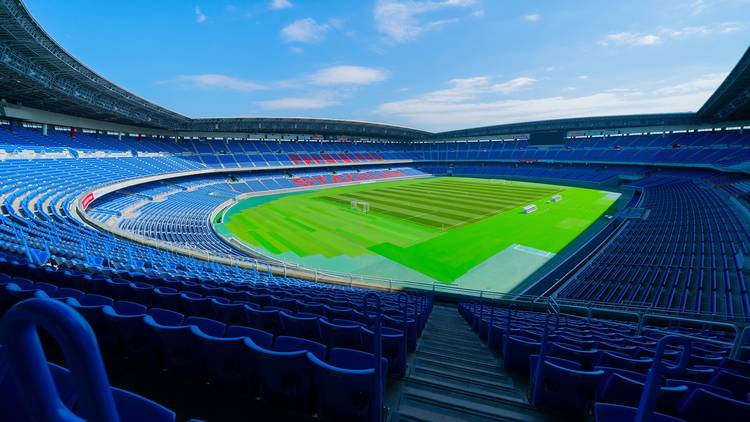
(24, 0, 750, 132)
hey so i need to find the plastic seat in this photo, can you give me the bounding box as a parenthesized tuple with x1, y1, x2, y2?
(597, 350, 654, 373)
(226, 325, 273, 349)
(78, 294, 114, 307)
(190, 328, 254, 389)
(662, 379, 733, 415)
(0, 363, 78, 421)
(185, 316, 226, 337)
(594, 403, 685, 422)
(245, 338, 316, 413)
(112, 301, 147, 316)
(52, 288, 86, 300)
(531, 359, 604, 415)
(679, 388, 750, 421)
(362, 326, 406, 376)
(247, 293, 272, 307)
(279, 311, 321, 341)
(31, 282, 58, 296)
(246, 307, 280, 333)
(100, 387, 176, 422)
(65, 295, 114, 334)
(271, 296, 297, 313)
(147, 308, 184, 326)
(0, 298, 177, 421)
(151, 287, 181, 309)
(383, 315, 417, 352)
(0, 284, 49, 315)
(298, 301, 325, 316)
(597, 372, 687, 409)
(273, 336, 326, 360)
(549, 342, 600, 370)
(319, 319, 362, 350)
(325, 305, 353, 321)
(143, 315, 198, 374)
(503, 335, 541, 373)
(180, 294, 216, 317)
(710, 370, 750, 400)
(211, 301, 250, 326)
(308, 348, 388, 422)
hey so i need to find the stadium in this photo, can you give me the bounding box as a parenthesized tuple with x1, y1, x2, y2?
(0, 0, 750, 420)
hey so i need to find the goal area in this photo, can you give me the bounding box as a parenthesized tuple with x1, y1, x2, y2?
(350, 200, 370, 214)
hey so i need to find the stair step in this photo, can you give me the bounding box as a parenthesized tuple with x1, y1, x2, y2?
(416, 350, 500, 370)
(392, 303, 545, 422)
(416, 344, 496, 361)
(414, 357, 511, 385)
(405, 374, 519, 400)
(419, 339, 486, 349)
(411, 366, 514, 391)
(396, 388, 546, 422)
(414, 355, 502, 375)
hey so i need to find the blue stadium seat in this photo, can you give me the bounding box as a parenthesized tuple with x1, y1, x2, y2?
(308, 348, 388, 422)
(678, 388, 750, 421)
(279, 311, 321, 341)
(320, 318, 362, 350)
(245, 336, 317, 413)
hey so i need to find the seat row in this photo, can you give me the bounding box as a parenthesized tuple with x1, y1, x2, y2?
(460, 303, 750, 421)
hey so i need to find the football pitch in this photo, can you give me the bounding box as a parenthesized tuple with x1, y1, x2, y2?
(215, 177, 620, 292)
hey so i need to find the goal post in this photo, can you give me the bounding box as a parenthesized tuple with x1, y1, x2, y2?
(350, 200, 370, 214)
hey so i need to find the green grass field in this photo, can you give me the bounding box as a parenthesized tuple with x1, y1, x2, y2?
(215, 177, 619, 292)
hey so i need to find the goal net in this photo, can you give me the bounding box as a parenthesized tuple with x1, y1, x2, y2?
(351, 200, 370, 214)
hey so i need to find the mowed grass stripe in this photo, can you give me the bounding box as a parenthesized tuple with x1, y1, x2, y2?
(334, 188, 503, 215)
(323, 193, 467, 228)
(239, 208, 340, 256)
(254, 207, 356, 257)
(332, 191, 485, 220)
(353, 182, 543, 206)
(297, 200, 432, 247)
(381, 183, 557, 202)
(401, 183, 561, 200)
(374, 185, 541, 209)
(419, 179, 562, 195)
(327, 194, 468, 226)
(347, 188, 524, 217)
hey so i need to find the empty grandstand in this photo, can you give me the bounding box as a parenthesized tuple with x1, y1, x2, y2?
(1, 0, 750, 421)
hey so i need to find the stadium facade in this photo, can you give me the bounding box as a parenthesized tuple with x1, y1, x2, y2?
(2, 0, 750, 420)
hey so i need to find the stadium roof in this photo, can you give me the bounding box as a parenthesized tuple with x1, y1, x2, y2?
(698, 46, 750, 122)
(0, 0, 748, 139)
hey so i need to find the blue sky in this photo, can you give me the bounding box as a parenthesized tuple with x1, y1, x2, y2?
(25, 0, 750, 131)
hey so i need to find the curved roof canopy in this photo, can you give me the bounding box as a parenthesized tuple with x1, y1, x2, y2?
(0, 0, 749, 140)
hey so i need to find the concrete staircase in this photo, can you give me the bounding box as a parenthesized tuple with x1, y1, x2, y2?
(392, 303, 550, 421)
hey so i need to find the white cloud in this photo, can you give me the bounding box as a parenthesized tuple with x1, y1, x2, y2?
(601, 22, 744, 47)
(376, 74, 724, 131)
(260, 95, 338, 110)
(578, 75, 589, 80)
(374, 0, 480, 43)
(309, 66, 388, 86)
(269, 0, 292, 10)
(281, 18, 330, 43)
(172, 74, 265, 92)
(492, 77, 537, 94)
(195, 5, 207, 24)
(600, 32, 662, 47)
(719, 22, 743, 33)
(654, 73, 726, 95)
(691, 0, 707, 15)
(524, 14, 541, 23)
